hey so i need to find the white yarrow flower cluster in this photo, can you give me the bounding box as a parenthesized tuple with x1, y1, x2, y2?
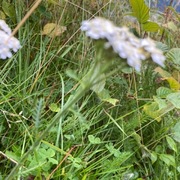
(81, 17, 165, 71)
(0, 20, 21, 60)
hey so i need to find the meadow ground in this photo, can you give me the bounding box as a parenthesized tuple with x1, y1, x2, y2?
(0, 0, 180, 179)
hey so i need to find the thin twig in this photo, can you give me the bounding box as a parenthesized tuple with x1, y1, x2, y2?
(46, 145, 81, 180)
(0, 151, 18, 165)
(10, 0, 42, 37)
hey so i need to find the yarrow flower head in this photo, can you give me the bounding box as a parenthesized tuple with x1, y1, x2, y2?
(0, 20, 21, 60)
(81, 17, 166, 71)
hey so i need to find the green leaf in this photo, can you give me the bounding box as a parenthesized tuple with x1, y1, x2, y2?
(129, 0, 149, 23)
(88, 135, 101, 144)
(177, 166, 180, 173)
(48, 157, 58, 164)
(159, 154, 176, 167)
(97, 89, 119, 106)
(150, 151, 157, 164)
(171, 122, 180, 143)
(38, 148, 48, 160)
(166, 48, 180, 66)
(121, 66, 133, 74)
(49, 103, 60, 112)
(166, 92, 180, 109)
(5, 151, 20, 162)
(166, 135, 177, 153)
(46, 148, 56, 157)
(105, 143, 121, 157)
(142, 21, 161, 32)
(72, 158, 83, 169)
(156, 42, 169, 52)
(153, 96, 167, 110)
(2, 0, 16, 23)
(156, 87, 173, 98)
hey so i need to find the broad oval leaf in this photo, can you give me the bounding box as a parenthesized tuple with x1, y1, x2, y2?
(156, 87, 173, 98)
(166, 48, 180, 66)
(159, 154, 176, 167)
(142, 21, 161, 32)
(49, 103, 60, 112)
(166, 92, 180, 109)
(166, 135, 177, 153)
(130, 0, 149, 23)
(171, 122, 180, 143)
(150, 151, 157, 164)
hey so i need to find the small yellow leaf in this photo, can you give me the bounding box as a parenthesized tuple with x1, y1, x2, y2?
(143, 102, 161, 122)
(42, 23, 67, 37)
(165, 77, 180, 90)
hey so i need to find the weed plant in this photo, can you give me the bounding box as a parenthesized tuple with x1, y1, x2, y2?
(0, 0, 180, 179)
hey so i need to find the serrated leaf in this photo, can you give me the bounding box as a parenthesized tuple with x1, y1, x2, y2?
(130, 0, 149, 23)
(166, 92, 180, 108)
(171, 122, 180, 143)
(159, 154, 176, 167)
(156, 87, 173, 98)
(142, 21, 161, 32)
(166, 135, 177, 153)
(88, 135, 101, 144)
(150, 151, 157, 164)
(156, 42, 169, 52)
(42, 23, 67, 37)
(166, 48, 180, 66)
(105, 143, 121, 157)
(49, 103, 60, 112)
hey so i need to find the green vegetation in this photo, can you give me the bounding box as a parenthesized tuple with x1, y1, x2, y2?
(0, 0, 180, 179)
